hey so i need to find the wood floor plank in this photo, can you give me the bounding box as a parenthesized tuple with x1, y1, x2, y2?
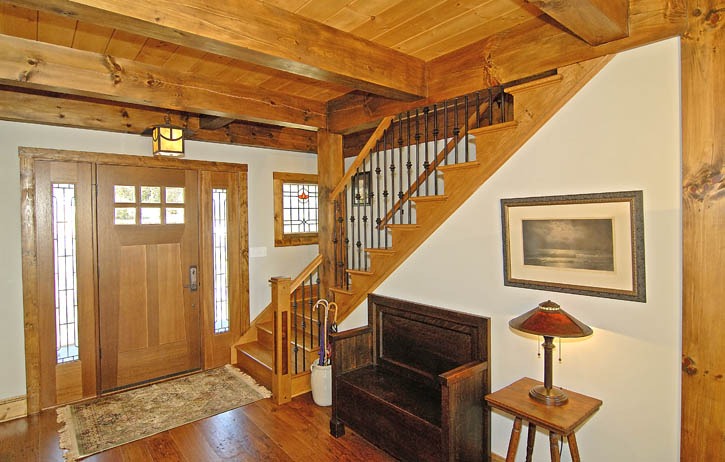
(0, 393, 396, 462)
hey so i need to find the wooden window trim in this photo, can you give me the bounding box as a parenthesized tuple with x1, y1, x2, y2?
(273, 171, 318, 247)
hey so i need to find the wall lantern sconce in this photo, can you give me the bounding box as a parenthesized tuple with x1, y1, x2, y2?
(152, 115, 188, 157)
(509, 300, 593, 405)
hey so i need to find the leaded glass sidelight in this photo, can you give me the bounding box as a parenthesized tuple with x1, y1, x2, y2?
(52, 184, 79, 363)
(212, 189, 230, 333)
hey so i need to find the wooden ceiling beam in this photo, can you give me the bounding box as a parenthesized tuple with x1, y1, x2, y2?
(6, 0, 427, 101)
(426, 0, 686, 100)
(199, 115, 236, 130)
(0, 86, 316, 153)
(526, 0, 629, 46)
(327, 0, 687, 134)
(0, 34, 325, 129)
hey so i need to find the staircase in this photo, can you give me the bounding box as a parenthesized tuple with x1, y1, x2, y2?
(232, 56, 612, 403)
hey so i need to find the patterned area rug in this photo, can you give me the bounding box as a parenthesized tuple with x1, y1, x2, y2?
(57, 365, 270, 461)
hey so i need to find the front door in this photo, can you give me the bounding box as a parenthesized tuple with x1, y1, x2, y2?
(97, 165, 201, 392)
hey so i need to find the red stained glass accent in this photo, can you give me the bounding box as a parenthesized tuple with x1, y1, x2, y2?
(298, 189, 310, 201)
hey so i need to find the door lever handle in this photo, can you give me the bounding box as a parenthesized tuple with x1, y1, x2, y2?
(184, 265, 198, 291)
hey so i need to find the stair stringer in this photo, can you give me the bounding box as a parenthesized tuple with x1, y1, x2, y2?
(330, 55, 614, 320)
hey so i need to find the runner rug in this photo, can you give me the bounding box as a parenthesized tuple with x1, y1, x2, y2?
(57, 365, 271, 461)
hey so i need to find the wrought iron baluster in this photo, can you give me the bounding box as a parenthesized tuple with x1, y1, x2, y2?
(432, 104, 439, 195)
(300, 282, 307, 371)
(464, 95, 470, 162)
(293, 289, 299, 373)
(308, 273, 315, 357)
(453, 97, 460, 164)
(443, 100, 448, 166)
(414, 109, 421, 197)
(354, 167, 362, 270)
(382, 129, 389, 248)
(333, 199, 340, 288)
(375, 139, 382, 249)
(343, 185, 350, 289)
(388, 124, 396, 226)
(362, 156, 369, 270)
(424, 107, 430, 196)
(488, 88, 493, 126)
(476, 91, 481, 129)
(405, 111, 412, 223)
(397, 114, 404, 223)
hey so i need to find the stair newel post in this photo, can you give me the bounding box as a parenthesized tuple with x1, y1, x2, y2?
(270, 276, 292, 405)
(317, 130, 343, 296)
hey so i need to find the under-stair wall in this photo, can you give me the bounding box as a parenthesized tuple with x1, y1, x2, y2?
(232, 56, 613, 403)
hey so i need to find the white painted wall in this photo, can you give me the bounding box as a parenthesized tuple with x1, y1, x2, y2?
(0, 122, 317, 399)
(342, 38, 682, 461)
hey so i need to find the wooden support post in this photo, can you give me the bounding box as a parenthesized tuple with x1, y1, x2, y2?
(681, 1, 725, 460)
(317, 131, 344, 299)
(270, 276, 291, 405)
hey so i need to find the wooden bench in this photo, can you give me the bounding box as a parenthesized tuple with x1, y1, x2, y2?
(329, 294, 491, 461)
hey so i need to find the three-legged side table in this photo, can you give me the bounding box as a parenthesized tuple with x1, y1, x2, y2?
(485, 377, 602, 462)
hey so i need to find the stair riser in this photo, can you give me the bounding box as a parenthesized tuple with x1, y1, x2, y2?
(236, 352, 272, 391)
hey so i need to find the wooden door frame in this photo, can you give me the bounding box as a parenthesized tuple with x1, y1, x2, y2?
(19, 147, 249, 414)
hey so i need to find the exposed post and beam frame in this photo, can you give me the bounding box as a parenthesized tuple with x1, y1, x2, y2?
(526, 0, 630, 46)
(327, 0, 686, 134)
(0, 87, 317, 153)
(5, 0, 427, 101)
(0, 34, 325, 130)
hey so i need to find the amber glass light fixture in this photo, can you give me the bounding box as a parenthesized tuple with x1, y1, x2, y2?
(152, 115, 186, 157)
(509, 300, 593, 405)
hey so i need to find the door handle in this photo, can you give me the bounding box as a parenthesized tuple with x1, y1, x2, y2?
(185, 265, 198, 291)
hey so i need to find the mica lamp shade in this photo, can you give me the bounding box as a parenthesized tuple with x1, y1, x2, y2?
(509, 300, 593, 338)
(509, 300, 592, 405)
(152, 124, 186, 157)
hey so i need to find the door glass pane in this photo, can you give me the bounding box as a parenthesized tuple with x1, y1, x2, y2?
(166, 187, 185, 204)
(52, 184, 79, 363)
(114, 207, 136, 225)
(166, 207, 184, 224)
(212, 189, 229, 334)
(141, 186, 161, 203)
(140, 207, 161, 224)
(114, 185, 135, 203)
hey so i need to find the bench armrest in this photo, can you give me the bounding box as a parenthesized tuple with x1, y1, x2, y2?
(438, 360, 488, 386)
(330, 326, 373, 375)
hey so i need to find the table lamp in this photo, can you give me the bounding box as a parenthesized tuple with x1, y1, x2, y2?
(509, 300, 593, 405)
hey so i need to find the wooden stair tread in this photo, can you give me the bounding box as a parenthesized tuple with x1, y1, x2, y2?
(437, 161, 482, 172)
(468, 120, 518, 136)
(347, 269, 374, 277)
(411, 195, 448, 203)
(236, 341, 272, 369)
(386, 224, 420, 230)
(366, 248, 396, 255)
(505, 74, 563, 94)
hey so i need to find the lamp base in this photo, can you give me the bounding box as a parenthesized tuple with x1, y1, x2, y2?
(529, 385, 568, 406)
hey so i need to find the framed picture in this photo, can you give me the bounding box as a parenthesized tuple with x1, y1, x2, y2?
(501, 191, 645, 302)
(352, 171, 372, 206)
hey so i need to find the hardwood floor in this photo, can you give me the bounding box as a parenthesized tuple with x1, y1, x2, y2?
(0, 393, 396, 461)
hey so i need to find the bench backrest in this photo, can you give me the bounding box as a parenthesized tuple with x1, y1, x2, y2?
(368, 294, 490, 389)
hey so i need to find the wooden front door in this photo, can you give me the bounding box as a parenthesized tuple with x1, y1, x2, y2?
(97, 165, 201, 392)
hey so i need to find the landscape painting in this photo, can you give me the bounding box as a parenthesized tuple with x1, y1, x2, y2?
(501, 191, 646, 302)
(521, 218, 614, 271)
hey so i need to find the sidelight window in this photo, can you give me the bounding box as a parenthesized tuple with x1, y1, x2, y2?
(212, 189, 230, 333)
(52, 184, 79, 363)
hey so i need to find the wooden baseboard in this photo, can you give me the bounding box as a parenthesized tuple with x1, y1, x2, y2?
(491, 453, 505, 462)
(0, 395, 27, 422)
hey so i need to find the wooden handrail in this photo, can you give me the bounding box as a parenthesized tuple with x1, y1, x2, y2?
(290, 253, 323, 293)
(329, 116, 395, 200)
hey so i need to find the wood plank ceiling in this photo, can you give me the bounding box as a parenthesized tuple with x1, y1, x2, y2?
(0, 0, 675, 155)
